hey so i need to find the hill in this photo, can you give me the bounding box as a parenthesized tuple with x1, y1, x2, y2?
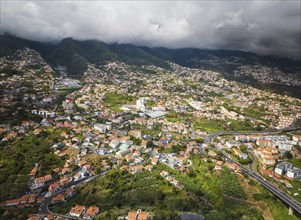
(1, 34, 300, 97)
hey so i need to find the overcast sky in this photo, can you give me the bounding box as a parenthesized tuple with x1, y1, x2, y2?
(1, 1, 300, 60)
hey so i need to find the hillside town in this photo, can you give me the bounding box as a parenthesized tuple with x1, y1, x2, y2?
(0, 49, 301, 220)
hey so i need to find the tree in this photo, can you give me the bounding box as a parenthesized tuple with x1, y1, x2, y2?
(146, 141, 153, 148)
(283, 151, 293, 159)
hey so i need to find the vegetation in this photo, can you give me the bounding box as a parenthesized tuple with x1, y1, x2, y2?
(102, 93, 134, 112)
(50, 155, 263, 219)
(0, 130, 65, 201)
(191, 117, 225, 133)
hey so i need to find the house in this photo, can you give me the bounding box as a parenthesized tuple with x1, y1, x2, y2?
(225, 141, 238, 148)
(48, 182, 61, 193)
(32, 109, 55, 118)
(292, 135, 301, 143)
(151, 158, 158, 165)
(78, 160, 88, 167)
(160, 170, 169, 177)
(36, 197, 45, 204)
(274, 162, 292, 175)
(28, 194, 37, 204)
(83, 206, 100, 219)
(125, 154, 134, 162)
(51, 193, 65, 204)
(283, 180, 293, 188)
(29, 163, 39, 177)
(128, 211, 138, 220)
(262, 157, 276, 166)
(61, 167, 71, 175)
(141, 140, 148, 148)
(6, 199, 20, 206)
(60, 177, 71, 186)
(208, 150, 217, 157)
(33, 128, 41, 135)
(128, 209, 151, 220)
(214, 163, 222, 170)
(145, 164, 153, 171)
(109, 139, 120, 148)
(27, 216, 40, 220)
(83, 164, 92, 172)
(64, 189, 76, 198)
(69, 204, 85, 217)
(287, 167, 301, 179)
(74, 173, 82, 181)
(239, 153, 248, 160)
(94, 123, 107, 133)
(227, 163, 237, 171)
(19, 194, 31, 205)
(256, 140, 276, 148)
(129, 130, 142, 139)
(98, 148, 107, 155)
(131, 165, 143, 174)
(33, 174, 52, 188)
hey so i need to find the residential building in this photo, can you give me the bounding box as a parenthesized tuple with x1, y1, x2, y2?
(70, 205, 86, 217)
(274, 162, 292, 175)
(287, 168, 301, 179)
(83, 206, 99, 219)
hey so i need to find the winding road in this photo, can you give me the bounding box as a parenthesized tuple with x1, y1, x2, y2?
(39, 171, 107, 217)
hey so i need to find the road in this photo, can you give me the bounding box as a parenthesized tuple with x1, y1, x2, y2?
(204, 126, 301, 215)
(39, 171, 107, 217)
(224, 153, 301, 215)
(204, 126, 301, 143)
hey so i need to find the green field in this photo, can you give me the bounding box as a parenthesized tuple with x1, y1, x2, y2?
(102, 93, 135, 112)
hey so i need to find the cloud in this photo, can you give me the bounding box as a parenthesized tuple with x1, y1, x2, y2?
(1, 1, 300, 60)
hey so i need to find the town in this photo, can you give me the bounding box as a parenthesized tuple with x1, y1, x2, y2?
(0, 48, 301, 220)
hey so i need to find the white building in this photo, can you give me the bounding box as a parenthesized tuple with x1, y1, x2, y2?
(274, 162, 292, 175)
(188, 99, 203, 110)
(136, 99, 146, 111)
(109, 139, 120, 149)
(98, 148, 107, 155)
(94, 124, 107, 133)
(276, 141, 295, 151)
(225, 141, 239, 148)
(32, 109, 56, 118)
(287, 167, 301, 179)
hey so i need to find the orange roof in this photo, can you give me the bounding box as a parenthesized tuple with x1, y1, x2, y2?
(70, 204, 85, 214)
(283, 180, 292, 186)
(78, 160, 87, 166)
(37, 197, 45, 202)
(6, 198, 19, 205)
(52, 193, 64, 202)
(85, 206, 99, 216)
(228, 163, 237, 170)
(49, 182, 61, 188)
(128, 211, 138, 220)
(60, 177, 69, 183)
(138, 212, 149, 220)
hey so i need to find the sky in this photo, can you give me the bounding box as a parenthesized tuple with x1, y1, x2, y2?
(1, 1, 300, 60)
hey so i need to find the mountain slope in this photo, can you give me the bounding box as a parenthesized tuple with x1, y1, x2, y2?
(1, 34, 300, 97)
(47, 38, 169, 76)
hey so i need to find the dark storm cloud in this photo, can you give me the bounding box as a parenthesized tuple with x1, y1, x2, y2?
(1, 1, 300, 60)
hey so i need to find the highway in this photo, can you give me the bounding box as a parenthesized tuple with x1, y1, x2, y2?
(204, 126, 301, 143)
(224, 153, 301, 215)
(203, 125, 301, 215)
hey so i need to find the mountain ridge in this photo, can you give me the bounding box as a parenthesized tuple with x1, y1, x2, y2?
(1, 34, 300, 97)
